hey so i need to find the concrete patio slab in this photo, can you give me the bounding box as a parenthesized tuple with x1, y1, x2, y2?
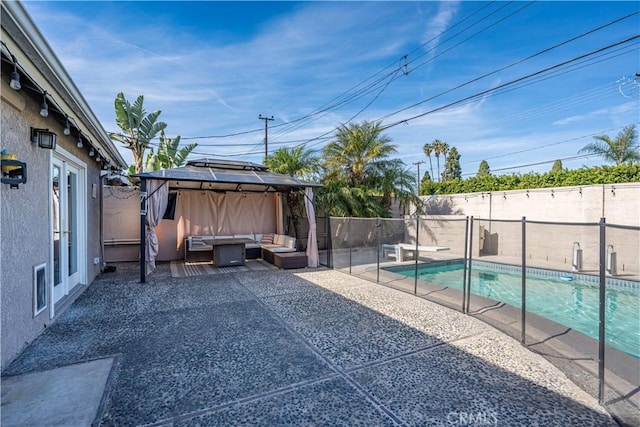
(1, 263, 620, 426)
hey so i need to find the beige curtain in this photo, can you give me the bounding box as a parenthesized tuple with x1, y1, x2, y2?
(176, 190, 218, 250)
(174, 191, 276, 252)
(145, 180, 169, 274)
(276, 193, 284, 235)
(305, 187, 319, 267)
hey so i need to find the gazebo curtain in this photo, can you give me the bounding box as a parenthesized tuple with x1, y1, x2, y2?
(145, 180, 169, 274)
(304, 187, 319, 268)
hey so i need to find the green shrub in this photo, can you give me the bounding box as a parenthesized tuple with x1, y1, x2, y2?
(420, 163, 640, 195)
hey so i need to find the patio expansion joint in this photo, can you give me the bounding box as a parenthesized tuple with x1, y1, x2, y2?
(342, 331, 485, 375)
(141, 373, 341, 427)
(231, 274, 409, 427)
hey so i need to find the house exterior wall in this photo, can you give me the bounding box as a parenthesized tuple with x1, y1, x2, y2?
(0, 80, 103, 369)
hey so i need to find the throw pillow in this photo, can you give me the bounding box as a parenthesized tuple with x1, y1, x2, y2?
(261, 233, 274, 244)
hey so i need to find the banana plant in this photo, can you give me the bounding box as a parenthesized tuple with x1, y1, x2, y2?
(108, 92, 167, 175)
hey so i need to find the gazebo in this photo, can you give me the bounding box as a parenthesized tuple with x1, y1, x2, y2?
(133, 158, 322, 282)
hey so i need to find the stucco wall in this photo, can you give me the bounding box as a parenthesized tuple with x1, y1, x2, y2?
(416, 183, 640, 277)
(422, 183, 640, 225)
(1, 82, 103, 369)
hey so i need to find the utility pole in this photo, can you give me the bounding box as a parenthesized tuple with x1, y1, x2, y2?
(258, 114, 274, 161)
(413, 160, 425, 195)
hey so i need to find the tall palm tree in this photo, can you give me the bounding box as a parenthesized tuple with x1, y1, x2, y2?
(579, 125, 639, 165)
(145, 130, 197, 171)
(108, 92, 167, 174)
(265, 146, 320, 246)
(323, 120, 396, 186)
(422, 142, 434, 181)
(432, 139, 443, 182)
(438, 141, 450, 182)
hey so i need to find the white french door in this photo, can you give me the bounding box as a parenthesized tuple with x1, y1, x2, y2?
(52, 153, 86, 305)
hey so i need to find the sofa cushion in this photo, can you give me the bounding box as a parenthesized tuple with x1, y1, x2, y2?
(233, 234, 254, 240)
(283, 236, 296, 249)
(274, 234, 285, 245)
(214, 235, 233, 239)
(271, 247, 297, 253)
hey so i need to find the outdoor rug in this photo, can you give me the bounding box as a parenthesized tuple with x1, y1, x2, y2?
(170, 259, 275, 278)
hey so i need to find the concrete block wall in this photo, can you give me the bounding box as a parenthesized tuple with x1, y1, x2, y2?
(414, 183, 639, 278)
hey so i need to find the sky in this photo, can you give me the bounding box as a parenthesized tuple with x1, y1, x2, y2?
(23, 1, 640, 180)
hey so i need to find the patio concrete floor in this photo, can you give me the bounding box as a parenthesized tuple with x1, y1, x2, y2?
(1, 262, 618, 426)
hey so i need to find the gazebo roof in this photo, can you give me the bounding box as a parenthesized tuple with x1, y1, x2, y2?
(132, 158, 321, 192)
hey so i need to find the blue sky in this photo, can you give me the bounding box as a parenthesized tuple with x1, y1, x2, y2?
(24, 1, 639, 179)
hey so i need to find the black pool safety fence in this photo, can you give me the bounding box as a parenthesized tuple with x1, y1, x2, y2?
(320, 216, 639, 427)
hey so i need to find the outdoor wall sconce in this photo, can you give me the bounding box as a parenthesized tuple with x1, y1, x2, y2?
(31, 127, 57, 149)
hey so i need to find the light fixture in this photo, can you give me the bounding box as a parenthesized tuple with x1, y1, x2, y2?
(63, 116, 71, 135)
(40, 92, 49, 117)
(96, 153, 101, 162)
(77, 134, 83, 148)
(9, 55, 21, 90)
(89, 146, 94, 157)
(30, 127, 57, 149)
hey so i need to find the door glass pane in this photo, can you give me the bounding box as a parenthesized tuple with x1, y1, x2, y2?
(53, 165, 61, 286)
(67, 170, 78, 275)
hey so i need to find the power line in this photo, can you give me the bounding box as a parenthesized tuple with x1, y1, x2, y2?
(461, 124, 639, 166)
(380, 35, 640, 131)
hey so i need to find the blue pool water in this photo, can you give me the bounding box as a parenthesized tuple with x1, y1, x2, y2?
(387, 261, 640, 359)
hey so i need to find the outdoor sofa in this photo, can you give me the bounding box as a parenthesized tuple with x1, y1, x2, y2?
(185, 233, 296, 262)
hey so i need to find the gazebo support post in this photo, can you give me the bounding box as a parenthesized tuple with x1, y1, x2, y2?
(140, 178, 147, 283)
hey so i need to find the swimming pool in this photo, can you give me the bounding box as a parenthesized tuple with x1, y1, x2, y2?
(385, 260, 640, 359)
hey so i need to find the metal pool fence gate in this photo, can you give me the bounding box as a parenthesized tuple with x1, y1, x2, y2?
(320, 215, 639, 426)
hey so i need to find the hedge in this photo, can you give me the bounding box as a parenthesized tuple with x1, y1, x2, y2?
(420, 163, 640, 195)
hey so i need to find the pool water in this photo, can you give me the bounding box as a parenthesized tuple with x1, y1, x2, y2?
(391, 262, 640, 359)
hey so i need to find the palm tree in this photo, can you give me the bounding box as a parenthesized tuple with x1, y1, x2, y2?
(439, 141, 450, 182)
(578, 125, 639, 165)
(265, 146, 320, 246)
(422, 142, 434, 181)
(108, 93, 167, 174)
(367, 159, 418, 216)
(316, 179, 382, 217)
(432, 139, 443, 182)
(145, 130, 197, 171)
(323, 120, 396, 186)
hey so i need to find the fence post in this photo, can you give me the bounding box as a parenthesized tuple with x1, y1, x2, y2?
(326, 216, 332, 268)
(598, 217, 606, 404)
(348, 217, 352, 275)
(462, 216, 469, 313)
(376, 218, 380, 284)
(414, 214, 420, 295)
(466, 216, 474, 313)
(521, 216, 527, 345)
